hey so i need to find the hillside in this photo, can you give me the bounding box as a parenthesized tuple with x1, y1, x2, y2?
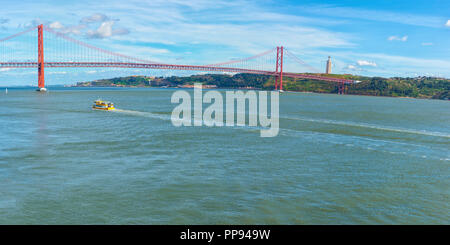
(74, 73, 450, 100)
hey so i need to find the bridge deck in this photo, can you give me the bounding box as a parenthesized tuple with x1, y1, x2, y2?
(0, 62, 354, 84)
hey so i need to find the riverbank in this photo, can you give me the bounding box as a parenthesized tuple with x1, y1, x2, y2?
(72, 73, 450, 100)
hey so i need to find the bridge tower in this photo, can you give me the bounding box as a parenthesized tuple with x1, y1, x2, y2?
(275, 46, 283, 91)
(37, 24, 46, 92)
(338, 82, 347, 94)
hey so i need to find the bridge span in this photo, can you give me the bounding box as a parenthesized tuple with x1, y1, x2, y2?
(0, 25, 354, 93)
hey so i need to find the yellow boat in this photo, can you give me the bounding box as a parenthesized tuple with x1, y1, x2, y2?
(92, 99, 115, 110)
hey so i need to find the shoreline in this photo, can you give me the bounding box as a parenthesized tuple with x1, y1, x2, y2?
(3, 85, 447, 101)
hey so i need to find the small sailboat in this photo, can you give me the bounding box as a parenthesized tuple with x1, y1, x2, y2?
(5, 88, 7, 94)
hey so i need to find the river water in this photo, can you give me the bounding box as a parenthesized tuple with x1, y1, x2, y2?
(0, 87, 448, 224)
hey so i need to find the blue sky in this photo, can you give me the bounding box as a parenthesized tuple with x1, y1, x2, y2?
(1, 0, 450, 85)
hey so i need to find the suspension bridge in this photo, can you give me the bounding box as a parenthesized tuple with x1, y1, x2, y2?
(0, 25, 354, 93)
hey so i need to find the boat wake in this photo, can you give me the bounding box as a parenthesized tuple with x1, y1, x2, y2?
(111, 109, 266, 132)
(112, 109, 170, 121)
(284, 116, 450, 138)
(110, 109, 449, 138)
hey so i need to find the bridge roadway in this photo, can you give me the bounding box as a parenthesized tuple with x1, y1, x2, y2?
(0, 62, 354, 84)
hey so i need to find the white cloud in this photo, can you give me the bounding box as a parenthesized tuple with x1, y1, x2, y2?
(87, 21, 114, 38)
(357, 60, 377, 67)
(446, 20, 450, 27)
(59, 24, 86, 35)
(421, 42, 433, 46)
(343, 60, 377, 72)
(344, 64, 363, 71)
(45, 13, 129, 38)
(388, 35, 408, 42)
(81, 13, 109, 23)
(86, 21, 130, 38)
(49, 21, 64, 29)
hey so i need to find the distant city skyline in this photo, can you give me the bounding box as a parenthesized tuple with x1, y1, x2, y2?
(0, 0, 449, 85)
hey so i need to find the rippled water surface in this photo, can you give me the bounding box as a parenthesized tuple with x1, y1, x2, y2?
(0, 87, 449, 224)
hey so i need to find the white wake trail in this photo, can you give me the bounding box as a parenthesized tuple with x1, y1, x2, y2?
(285, 116, 450, 138)
(112, 109, 171, 121)
(111, 109, 267, 132)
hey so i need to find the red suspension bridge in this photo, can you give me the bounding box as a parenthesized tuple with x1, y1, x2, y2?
(0, 25, 354, 93)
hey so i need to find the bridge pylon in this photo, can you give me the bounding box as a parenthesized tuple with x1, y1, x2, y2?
(338, 82, 347, 94)
(37, 24, 46, 92)
(275, 46, 283, 91)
